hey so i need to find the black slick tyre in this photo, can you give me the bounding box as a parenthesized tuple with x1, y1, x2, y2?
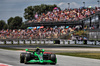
(20, 53, 27, 63)
(50, 54, 56, 65)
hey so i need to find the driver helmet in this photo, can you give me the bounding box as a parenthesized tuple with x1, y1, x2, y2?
(36, 47, 39, 49)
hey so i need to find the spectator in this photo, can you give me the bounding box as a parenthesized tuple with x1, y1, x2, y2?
(28, 7, 100, 23)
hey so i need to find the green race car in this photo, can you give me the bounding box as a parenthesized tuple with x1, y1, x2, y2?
(20, 48, 57, 65)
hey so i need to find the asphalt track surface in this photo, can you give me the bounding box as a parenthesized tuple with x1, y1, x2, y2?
(0, 49, 100, 66)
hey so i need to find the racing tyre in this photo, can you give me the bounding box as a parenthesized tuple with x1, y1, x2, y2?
(24, 53, 31, 64)
(50, 54, 57, 65)
(20, 53, 27, 63)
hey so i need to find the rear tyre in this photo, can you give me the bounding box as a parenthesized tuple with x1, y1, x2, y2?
(24, 53, 31, 64)
(20, 53, 27, 63)
(50, 54, 57, 65)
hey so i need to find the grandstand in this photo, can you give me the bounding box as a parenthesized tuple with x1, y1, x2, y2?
(25, 7, 100, 40)
(26, 7, 100, 29)
(0, 7, 100, 41)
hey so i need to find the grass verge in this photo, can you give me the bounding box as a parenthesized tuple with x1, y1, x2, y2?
(0, 47, 24, 50)
(56, 52, 100, 59)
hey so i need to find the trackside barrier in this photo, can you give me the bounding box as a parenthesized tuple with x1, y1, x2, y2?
(13, 40, 18, 44)
(60, 40, 64, 44)
(45, 40, 49, 44)
(64, 40, 68, 44)
(19, 40, 24, 44)
(0, 41, 5, 44)
(87, 41, 95, 45)
(40, 41, 44, 44)
(76, 41, 84, 44)
(54, 40, 60, 44)
(25, 40, 31, 44)
(31, 40, 36, 44)
(36, 40, 40, 44)
(6, 40, 12, 44)
(1, 40, 100, 45)
(69, 41, 75, 44)
(48, 40, 54, 44)
(96, 41, 100, 45)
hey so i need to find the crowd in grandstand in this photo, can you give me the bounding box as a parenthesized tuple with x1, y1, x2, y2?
(0, 7, 100, 40)
(0, 25, 83, 40)
(28, 7, 100, 23)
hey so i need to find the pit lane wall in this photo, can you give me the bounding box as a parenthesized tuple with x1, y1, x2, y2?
(0, 40, 100, 45)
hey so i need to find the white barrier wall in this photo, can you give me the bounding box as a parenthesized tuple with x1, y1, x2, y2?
(40, 41, 44, 44)
(60, 40, 64, 44)
(6, 41, 12, 44)
(64, 40, 68, 44)
(69, 41, 75, 44)
(87, 41, 95, 45)
(25, 40, 30, 44)
(36, 41, 40, 44)
(45, 41, 49, 44)
(19, 40, 24, 44)
(48, 40, 54, 44)
(31, 40, 36, 44)
(0, 41, 4, 44)
(96, 41, 100, 45)
(1, 40, 100, 45)
(13, 40, 18, 44)
(76, 41, 84, 44)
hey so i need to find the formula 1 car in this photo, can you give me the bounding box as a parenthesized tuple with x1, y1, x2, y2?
(20, 48, 57, 65)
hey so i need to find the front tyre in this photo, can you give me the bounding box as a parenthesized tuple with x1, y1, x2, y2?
(20, 53, 27, 63)
(50, 54, 57, 65)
